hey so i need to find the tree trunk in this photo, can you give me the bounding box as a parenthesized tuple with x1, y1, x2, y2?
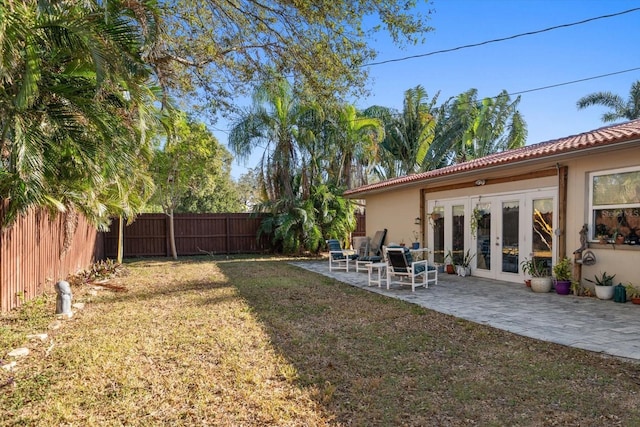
(169, 209, 178, 260)
(117, 215, 124, 264)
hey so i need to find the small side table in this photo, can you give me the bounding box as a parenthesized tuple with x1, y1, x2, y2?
(355, 259, 373, 272)
(367, 262, 388, 288)
(409, 247, 430, 261)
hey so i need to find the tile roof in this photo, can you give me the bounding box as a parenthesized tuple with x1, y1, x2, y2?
(344, 119, 640, 197)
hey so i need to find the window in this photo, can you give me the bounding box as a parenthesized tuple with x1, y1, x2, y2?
(589, 166, 640, 244)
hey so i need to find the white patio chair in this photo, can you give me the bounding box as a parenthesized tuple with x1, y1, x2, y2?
(386, 246, 437, 291)
(326, 239, 358, 272)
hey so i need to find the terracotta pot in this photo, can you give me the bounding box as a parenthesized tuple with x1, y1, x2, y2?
(446, 264, 455, 274)
(524, 279, 531, 287)
(631, 297, 640, 305)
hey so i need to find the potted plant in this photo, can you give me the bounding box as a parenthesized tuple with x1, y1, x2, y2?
(613, 228, 626, 245)
(444, 250, 456, 274)
(521, 257, 552, 293)
(552, 257, 572, 295)
(412, 231, 420, 250)
(456, 249, 475, 277)
(427, 211, 441, 230)
(585, 272, 616, 300)
(470, 207, 483, 238)
(625, 283, 640, 304)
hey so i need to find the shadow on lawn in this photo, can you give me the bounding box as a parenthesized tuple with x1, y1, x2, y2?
(216, 258, 640, 427)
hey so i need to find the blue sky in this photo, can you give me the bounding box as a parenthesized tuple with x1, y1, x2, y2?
(220, 0, 640, 179)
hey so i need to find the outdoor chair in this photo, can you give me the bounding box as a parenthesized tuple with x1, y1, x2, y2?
(326, 239, 358, 272)
(385, 246, 437, 291)
(355, 229, 388, 272)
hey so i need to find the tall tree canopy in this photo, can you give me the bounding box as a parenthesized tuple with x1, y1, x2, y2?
(324, 104, 384, 189)
(228, 78, 381, 253)
(576, 80, 640, 123)
(1, 0, 434, 231)
(157, 0, 434, 110)
(363, 87, 526, 179)
(149, 114, 241, 215)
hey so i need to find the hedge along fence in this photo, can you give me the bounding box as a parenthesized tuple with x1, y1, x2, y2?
(0, 201, 104, 313)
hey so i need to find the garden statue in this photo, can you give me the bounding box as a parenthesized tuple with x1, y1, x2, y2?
(55, 280, 73, 318)
(574, 223, 588, 254)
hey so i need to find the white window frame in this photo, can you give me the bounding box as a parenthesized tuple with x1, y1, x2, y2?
(588, 165, 640, 241)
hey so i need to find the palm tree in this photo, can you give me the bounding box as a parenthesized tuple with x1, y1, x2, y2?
(362, 105, 403, 179)
(323, 105, 384, 189)
(428, 89, 526, 166)
(0, 0, 160, 229)
(365, 85, 439, 178)
(228, 78, 301, 202)
(255, 182, 355, 254)
(576, 80, 640, 123)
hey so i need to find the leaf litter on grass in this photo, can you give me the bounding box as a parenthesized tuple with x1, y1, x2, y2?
(1, 255, 640, 426)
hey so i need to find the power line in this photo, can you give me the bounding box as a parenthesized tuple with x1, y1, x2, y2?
(211, 66, 640, 132)
(363, 7, 640, 68)
(355, 66, 640, 113)
(508, 67, 640, 97)
(211, 8, 640, 130)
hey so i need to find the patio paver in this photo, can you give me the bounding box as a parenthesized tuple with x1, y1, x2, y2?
(291, 261, 640, 362)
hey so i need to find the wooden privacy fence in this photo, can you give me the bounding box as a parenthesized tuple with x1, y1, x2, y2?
(102, 212, 366, 258)
(1, 201, 103, 313)
(102, 213, 272, 258)
(353, 211, 366, 237)
(0, 208, 365, 312)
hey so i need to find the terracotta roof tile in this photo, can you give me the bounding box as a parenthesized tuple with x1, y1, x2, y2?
(345, 119, 640, 197)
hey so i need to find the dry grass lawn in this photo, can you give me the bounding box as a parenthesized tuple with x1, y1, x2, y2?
(2, 256, 640, 426)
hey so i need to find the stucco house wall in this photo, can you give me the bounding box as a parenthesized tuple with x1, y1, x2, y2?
(365, 186, 420, 246)
(563, 145, 640, 287)
(348, 120, 640, 288)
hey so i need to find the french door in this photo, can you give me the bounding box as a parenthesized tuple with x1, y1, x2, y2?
(428, 189, 556, 283)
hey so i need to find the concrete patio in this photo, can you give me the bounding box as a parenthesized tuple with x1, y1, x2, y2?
(290, 261, 640, 362)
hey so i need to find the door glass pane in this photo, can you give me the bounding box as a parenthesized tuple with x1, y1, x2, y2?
(502, 201, 519, 273)
(532, 198, 553, 275)
(475, 203, 491, 270)
(432, 206, 445, 263)
(452, 205, 465, 265)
